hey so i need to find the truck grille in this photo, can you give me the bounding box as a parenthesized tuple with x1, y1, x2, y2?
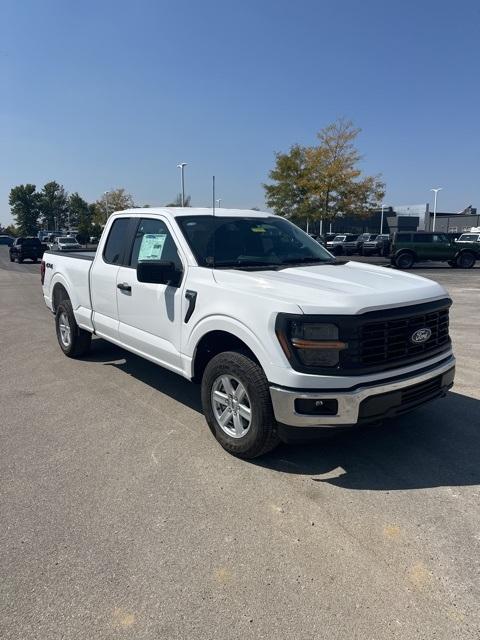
(358, 307, 450, 367)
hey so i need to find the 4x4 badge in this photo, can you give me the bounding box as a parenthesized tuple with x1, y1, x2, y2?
(411, 328, 432, 344)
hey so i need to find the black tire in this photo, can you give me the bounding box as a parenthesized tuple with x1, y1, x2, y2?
(455, 251, 476, 269)
(16, 256, 23, 264)
(55, 300, 92, 358)
(32, 258, 37, 264)
(201, 350, 280, 459)
(394, 251, 415, 269)
(9, 254, 14, 262)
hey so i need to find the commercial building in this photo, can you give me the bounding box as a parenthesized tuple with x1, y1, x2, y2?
(321, 204, 479, 235)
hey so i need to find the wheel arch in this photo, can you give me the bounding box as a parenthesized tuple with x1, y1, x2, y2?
(188, 318, 274, 383)
(192, 330, 262, 383)
(51, 275, 73, 312)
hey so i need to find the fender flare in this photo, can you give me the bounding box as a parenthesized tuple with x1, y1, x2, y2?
(454, 248, 479, 260)
(50, 273, 77, 312)
(185, 315, 275, 379)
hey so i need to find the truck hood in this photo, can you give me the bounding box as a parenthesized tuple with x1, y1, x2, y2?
(213, 261, 449, 314)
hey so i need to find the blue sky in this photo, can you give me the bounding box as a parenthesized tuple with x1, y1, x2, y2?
(1, 0, 479, 225)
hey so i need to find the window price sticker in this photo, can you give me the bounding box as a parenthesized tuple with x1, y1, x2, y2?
(138, 234, 167, 260)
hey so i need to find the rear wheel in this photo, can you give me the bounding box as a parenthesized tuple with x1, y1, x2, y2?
(394, 251, 415, 269)
(55, 300, 92, 358)
(201, 351, 279, 458)
(16, 256, 23, 264)
(32, 258, 37, 263)
(9, 254, 14, 262)
(455, 251, 476, 269)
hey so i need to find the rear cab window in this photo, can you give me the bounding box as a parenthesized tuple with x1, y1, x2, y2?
(103, 218, 130, 265)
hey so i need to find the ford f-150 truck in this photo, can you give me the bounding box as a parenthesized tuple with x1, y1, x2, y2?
(41, 208, 455, 458)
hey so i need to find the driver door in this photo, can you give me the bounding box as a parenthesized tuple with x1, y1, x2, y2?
(116, 217, 185, 374)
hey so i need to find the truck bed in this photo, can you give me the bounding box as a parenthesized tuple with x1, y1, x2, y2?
(44, 249, 96, 261)
(42, 250, 96, 331)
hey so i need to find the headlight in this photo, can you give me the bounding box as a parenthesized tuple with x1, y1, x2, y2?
(276, 319, 347, 368)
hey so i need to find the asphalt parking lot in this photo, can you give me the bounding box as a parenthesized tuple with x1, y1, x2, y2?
(1, 246, 479, 640)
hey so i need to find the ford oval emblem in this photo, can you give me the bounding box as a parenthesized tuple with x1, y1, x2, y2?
(411, 328, 432, 344)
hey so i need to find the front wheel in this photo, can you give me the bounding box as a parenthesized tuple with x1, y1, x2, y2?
(201, 351, 280, 458)
(455, 251, 476, 269)
(394, 252, 415, 269)
(55, 300, 92, 358)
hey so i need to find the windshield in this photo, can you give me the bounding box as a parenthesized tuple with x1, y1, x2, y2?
(459, 234, 478, 241)
(59, 237, 75, 244)
(332, 235, 346, 241)
(177, 216, 334, 269)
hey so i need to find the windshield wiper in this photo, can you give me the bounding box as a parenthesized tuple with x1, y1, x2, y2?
(278, 256, 337, 267)
(212, 259, 282, 271)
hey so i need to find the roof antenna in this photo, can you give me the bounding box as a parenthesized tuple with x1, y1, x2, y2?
(212, 176, 216, 269)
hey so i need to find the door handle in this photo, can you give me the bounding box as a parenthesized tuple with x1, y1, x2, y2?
(117, 282, 132, 292)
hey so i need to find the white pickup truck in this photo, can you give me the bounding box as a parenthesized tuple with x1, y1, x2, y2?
(41, 208, 455, 458)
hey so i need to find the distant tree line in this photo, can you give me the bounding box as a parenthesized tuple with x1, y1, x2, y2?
(5, 183, 192, 239)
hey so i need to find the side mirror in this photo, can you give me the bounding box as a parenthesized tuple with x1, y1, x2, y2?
(137, 260, 182, 287)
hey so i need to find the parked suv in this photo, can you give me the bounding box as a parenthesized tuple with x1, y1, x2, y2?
(50, 236, 82, 251)
(456, 232, 480, 245)
(9, 237, 44, 263)
(0, 235, 15, 246)
(326, 234, 359, 255)
(390, 232, 480, 269)
(362, 234, 391, 256)
(343, 233, 378, 255)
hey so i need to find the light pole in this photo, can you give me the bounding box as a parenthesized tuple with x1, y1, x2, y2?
(104, 191, 110, 220)
(380, 204, 387, 234)
(430, 188, 442, 232)
(177, 163, 187, 207)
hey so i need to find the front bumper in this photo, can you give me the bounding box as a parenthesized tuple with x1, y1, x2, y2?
(269, 356, 455, 428)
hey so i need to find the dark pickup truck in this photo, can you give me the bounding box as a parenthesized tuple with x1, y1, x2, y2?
(9, 237, 45, 263)
(390, 232, 480, 269)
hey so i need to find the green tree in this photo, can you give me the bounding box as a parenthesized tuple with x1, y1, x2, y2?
(39, 181, 69, 230)
(9, 184, 40, 235)
(264, 119, 385, 225)
(3, 224, 19, 237)
(165, 193, 191, 207)
(68, 192, 91, 239)
(95, 188, 134, 225)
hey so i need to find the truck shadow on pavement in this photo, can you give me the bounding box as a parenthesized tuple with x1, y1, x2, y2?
(257, 391, 480, 490)
(86, 338, 479, 491)
(84, 337, 203, 413)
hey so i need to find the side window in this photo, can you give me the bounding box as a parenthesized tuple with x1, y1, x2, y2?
(129, 218, 182, 271)
(396, 234, 410, 242)
(414, 234, 432, 242)
(103, 218, 130, 265)
(432, 234, 447, 243)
